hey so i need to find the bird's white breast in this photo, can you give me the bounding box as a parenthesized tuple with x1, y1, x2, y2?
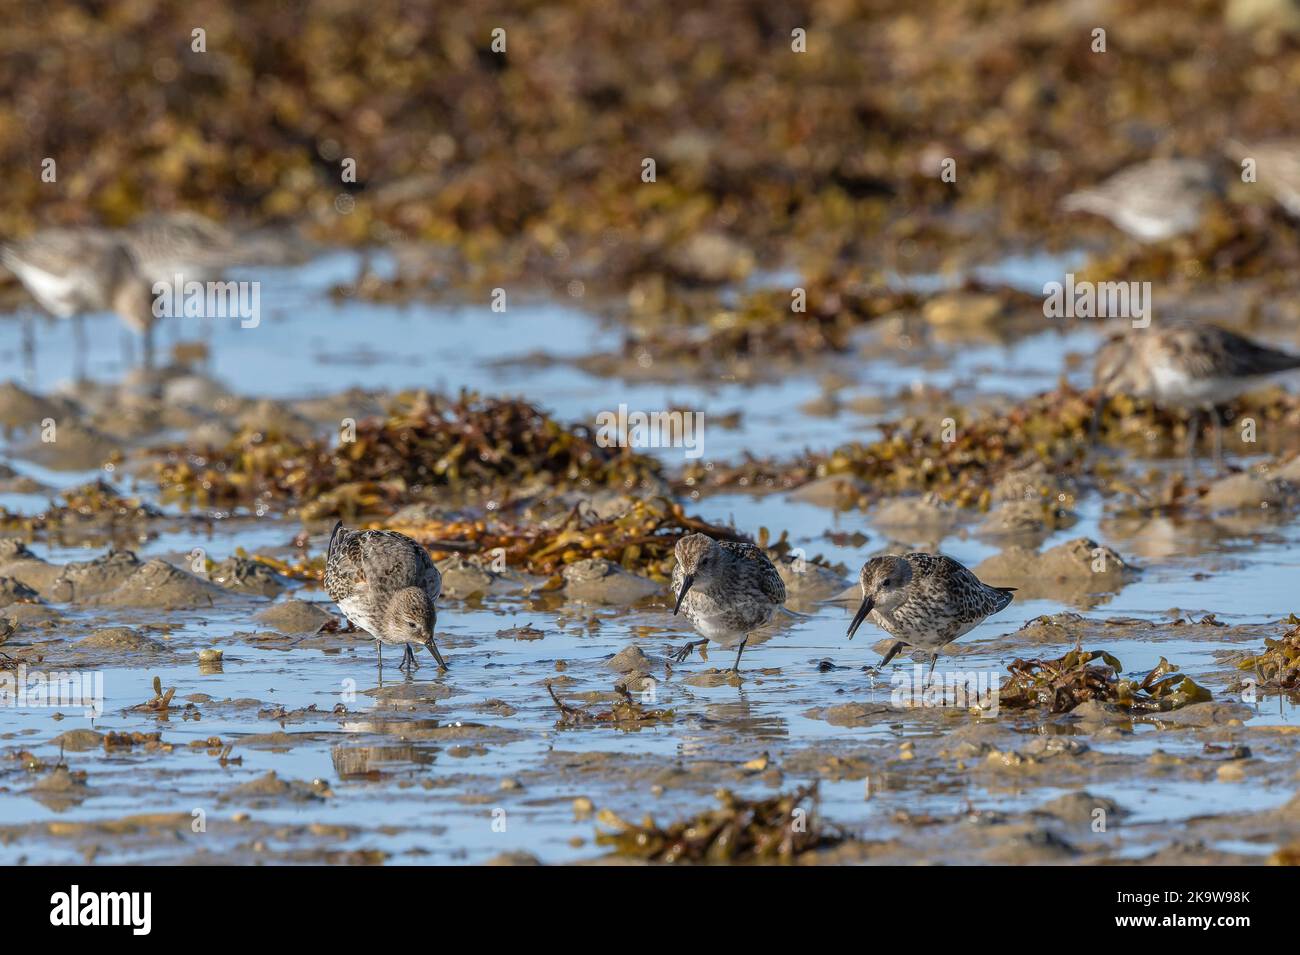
(12, 263, 87, 317)
(1149, 361, 1254, 407)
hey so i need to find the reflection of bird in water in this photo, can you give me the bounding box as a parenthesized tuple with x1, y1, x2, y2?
(1, 227, 155, 376)
(847, 553, 1014, 677)
(1061, 158, 1220, 241)
(1093, 321, 1300, 463)
(331, 743, 435, 778)
(667, 533, 786, 674)
(324, 522, 447, 674)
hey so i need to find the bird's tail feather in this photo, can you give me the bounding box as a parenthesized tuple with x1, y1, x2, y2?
(327, 520, 344, 558)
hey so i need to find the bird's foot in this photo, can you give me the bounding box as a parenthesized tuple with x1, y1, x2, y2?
(666, 639, 707, 664)
(397, 644, 420, 671)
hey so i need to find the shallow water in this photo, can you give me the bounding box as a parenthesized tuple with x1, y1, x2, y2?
(1, 250, 1297, 865)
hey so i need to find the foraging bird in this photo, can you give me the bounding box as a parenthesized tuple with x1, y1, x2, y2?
(1093, 321, 1300, 462)
(847, 553, 1014, 676)
(1061, 158, 1220, 242)
(324, 522, 447, 672)
(668, 533, 786, 674)
(123, 211, 239, 281)
(1, 227, 155, 371)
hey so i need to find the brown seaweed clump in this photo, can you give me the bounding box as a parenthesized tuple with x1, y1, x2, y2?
(8, 0, 1300, 293)
(248, 496, 825, 585)
(684, 386, 1096, 508)
(1000, 649, 1212, 715)
(594, 784, 844, 864)
(599, 278, 926, 369)
(149, 391, 664, 515)
(0, 480, 162, 534)
(394, 497, 732, 580)
(1235, 616, 1300, 697)
(546, 683, 673, 728)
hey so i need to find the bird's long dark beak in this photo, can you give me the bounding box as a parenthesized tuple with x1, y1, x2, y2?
(672, 575, 695, 615)
(847, 596, 874, 640)
(425, 610, 447, 669)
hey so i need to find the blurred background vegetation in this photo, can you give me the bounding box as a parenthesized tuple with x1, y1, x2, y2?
(3, 0, 1300, 290)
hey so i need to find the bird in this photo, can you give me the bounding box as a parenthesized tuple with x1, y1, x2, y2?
(1093, 321, 1300, 462)
(323, 521, 447, 673)
(1061, 158, 1221, 242)
(847, 553, 1014, 677)
(1, 227, 155, 373)
(122, 211, 239, 282)
(667, 532, 786, 674)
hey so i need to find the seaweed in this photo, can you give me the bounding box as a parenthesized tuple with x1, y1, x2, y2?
(395, 496, 744, 580)
(546, 682, 673, 728)
(1235, 615, 1300, 696)
(0, 480, 162, 533)
(684, 386, 1096, 508)
(594, 783, 844, 863)
(149, 391, 664, 515)
(128, 676, 181, 714)
(999, 649, 1212, 714)
(5, 1, 1300, 302)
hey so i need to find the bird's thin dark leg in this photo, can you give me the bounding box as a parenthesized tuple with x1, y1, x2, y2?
(730, 637, 748, 674)
(375, 640, 382, 673)
(876, 641, 906, 671)
(667, 639, 708, 663)
(927, 652, 939, 681)
(398, 644, 419, 671)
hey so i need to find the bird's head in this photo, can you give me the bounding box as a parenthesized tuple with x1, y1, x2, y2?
(847, 555, 912, 639)
(1093, 333, 1141, 398)
(382, 586, 437, 645)
(672, 533, 721, 614)
(106, 246, 156, 335)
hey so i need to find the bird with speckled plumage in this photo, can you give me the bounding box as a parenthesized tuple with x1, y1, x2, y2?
(1061, 158, 1221, 242)
(667, 533, 786, 674)
(1093, 321, 1300, 462)
(324, 522, 447, 672)
(1, 227, 156, 369)
(847, 553, 1013, 676)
